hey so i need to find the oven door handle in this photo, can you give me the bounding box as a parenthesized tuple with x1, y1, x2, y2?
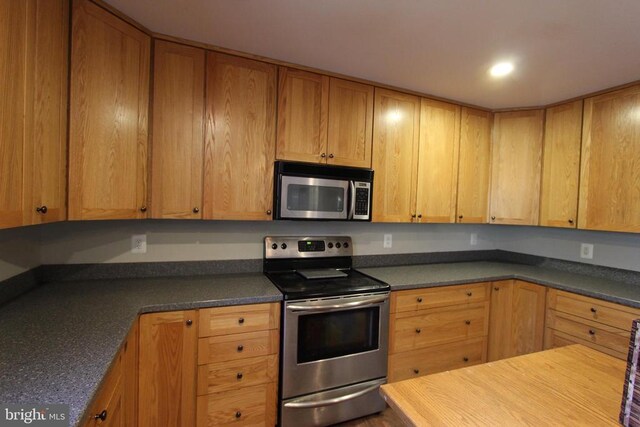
(283, 379, 386, 409)
(286, 294, 388, 312)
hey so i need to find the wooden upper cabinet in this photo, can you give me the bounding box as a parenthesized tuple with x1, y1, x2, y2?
(327, 78, 374, 167)
(0, 0, 68, 229)
(540, 100, 583, 228)
(276, 67, 329, 163)
(579, 85, 640, 233)
(151, 41, 205, 219)
(415, 99, 461, 223)
(139, 310, 198, 427)
(489, 110, 544, 225)
(372, 88, 421, 222)
(456, 108, 492, 224)
(69, 0, 150, 220)
(204, 53, 276, 220)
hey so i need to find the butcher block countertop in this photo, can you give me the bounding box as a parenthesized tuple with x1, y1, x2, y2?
(380, 345, 626, 426)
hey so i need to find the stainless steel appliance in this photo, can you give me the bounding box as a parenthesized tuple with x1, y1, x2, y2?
(273, 161, 373, 221)
(264, 236, 390, 427)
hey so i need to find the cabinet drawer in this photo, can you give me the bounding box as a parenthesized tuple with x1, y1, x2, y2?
(199, 303, 279, 337)
(549, 290, 640, 331)
(391, 303, 488, 352)
(547, 311, 629, 355)
(198, 330, 279, 364)
(197, 355, 278, 395)
(544, 328, 627, 360)
(392, 283, 489, 313)
(196, 382, 277, 427)
(389, 337, 486, 383)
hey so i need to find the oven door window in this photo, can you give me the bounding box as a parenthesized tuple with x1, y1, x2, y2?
(297, 307, 380, 363)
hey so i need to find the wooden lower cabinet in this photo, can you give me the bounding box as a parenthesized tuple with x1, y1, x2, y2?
(388, 283, 490, 383)
(544, 289, 640, 360)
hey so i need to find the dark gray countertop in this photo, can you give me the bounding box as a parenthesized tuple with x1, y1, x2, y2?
(359, 261, 640, 308)
(0, 273, 282, 427)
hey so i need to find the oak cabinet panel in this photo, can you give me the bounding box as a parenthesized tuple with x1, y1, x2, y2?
(204, 53, 276, 220)
(151, 41, 205, 219)
(372, 88, 421, 222)
(69, 0, 150, 220)
(139, 310, 198, 427)
(489, 110, 544, 225)
(456, 108, 492, 224)
(487, 280, 546, 362)
(540, 100, 583, 228)
(415, 99, 460, 223)
(578, 85, 640, 232)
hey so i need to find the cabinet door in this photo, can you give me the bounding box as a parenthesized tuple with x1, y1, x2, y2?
(0, 1, 28, 228)
(540, 101, 582, 228)
(204, 53, 276, 220)
(456, 108, 492, 224)
(276, 67, 329, 163)
(488, 280, 546, 361)
(327, 78, 374, 167)
(415, 99, 460, 223)
(489, 110, 544, 225)
(151, 41, 205, 219)
(372, 88, 420, 222)
(23, 0, 68, 225)
(69, 0, 150, 220)
(579, 85, 640, 232)
(139, 310, 198, 427)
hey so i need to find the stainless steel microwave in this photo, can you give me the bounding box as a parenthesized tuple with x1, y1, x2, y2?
(273, 161, 373, 221)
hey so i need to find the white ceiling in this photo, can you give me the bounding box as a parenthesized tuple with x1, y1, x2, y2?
(104, 0, 640, 109)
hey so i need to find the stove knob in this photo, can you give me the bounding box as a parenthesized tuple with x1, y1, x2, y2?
(327, 242, 334, 249)
(271, 243, 278, 250)
(336, 242, 341, 249)
(281, 243, 287, 250)
(343, 242, 349, 248)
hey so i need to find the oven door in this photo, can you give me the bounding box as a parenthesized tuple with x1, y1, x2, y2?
(282, 292, 389, 399)
(279, 175, 349, 220)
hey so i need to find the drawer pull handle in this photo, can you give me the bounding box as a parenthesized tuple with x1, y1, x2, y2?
(94, 410, 107, 421)
(235, 411, 242, 419)
(413, 369, 420, 374)
(185, 319, 193, 327)
(590, 307, 597, 313)
(237, 372, 243, 380)
(415, 328, 421, 334)
(416, 297, 423, 303)
(589, 329, 596, 335)
(463, 357, 469, 362)
(238, 317, 245, 324)
(466, 292, 472, 297)
(494, 287, 499, 291)
(237, 345, 244, 352)
(465, 320, 471, 325)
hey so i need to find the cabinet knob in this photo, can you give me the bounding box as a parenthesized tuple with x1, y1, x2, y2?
(466, 292, 472, 297)
(590, 307, 597, 313)
(193, 207, 199, 213)
(463, 357, 469, 362)
(491, 216, 496, 221)
(185, 319, 193, 326)
(237, 344, 244, 352)
(237, 372, 243, 380)
(35, 205, 48, 214)
(238, 317, 245, 324)
(588, 329, 596, 335)
(417, 214, 422, 219)
(413, 369, 420, 374)
(416, 297, 423, 303)
(411, 214, 416, 218)
(458, 215, 463, 219)
(494, 287, 499, 291)
(266, 210, 272, 215)
(140, 206, 147, 213)
(465, 320, 471, 325)
(328, 153, 334, 158)
(94, 410, 107, 421)
(320, 153, 326, 158)
(235, 411, 242, 419)
(568, 219, 574, 224)
(415, 328, 421, 334)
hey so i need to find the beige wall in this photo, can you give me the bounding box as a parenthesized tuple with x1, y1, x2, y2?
(0, 227, 41, 282)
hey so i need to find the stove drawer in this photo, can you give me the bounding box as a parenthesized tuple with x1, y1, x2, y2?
(199, 303, 279, 337)
(198, 330, 279, 364)
(391, 282, 489, 313)
(197, 355, 278, 395)
(196, 382, 277, 427)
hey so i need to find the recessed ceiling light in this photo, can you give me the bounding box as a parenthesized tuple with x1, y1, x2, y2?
(490, 62, 514, 78)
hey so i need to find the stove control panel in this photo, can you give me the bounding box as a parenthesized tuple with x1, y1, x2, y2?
(265, 236, 352, 259)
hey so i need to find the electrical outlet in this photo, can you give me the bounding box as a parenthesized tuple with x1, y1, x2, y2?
(131, 234, 147, 254)
(470, 233, 478, 246)
(580, 243, 594, 259)
(383, 234, 392, 248)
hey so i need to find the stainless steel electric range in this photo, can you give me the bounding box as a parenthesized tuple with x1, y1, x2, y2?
(263, 236, 390, 427)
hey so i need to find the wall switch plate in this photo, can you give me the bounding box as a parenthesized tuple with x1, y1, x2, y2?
(580, 243, 594, 259)
(131, 234, 147, 254)
(470, 233, 478, 246)
(383, 234, 392, 248)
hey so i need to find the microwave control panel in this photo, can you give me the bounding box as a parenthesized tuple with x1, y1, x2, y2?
(353, 182, 371, 220)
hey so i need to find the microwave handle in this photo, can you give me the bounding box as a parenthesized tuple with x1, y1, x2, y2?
(348, 181, 355, 220)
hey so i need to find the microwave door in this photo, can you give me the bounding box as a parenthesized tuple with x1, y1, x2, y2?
(280, 176, 349, 220)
